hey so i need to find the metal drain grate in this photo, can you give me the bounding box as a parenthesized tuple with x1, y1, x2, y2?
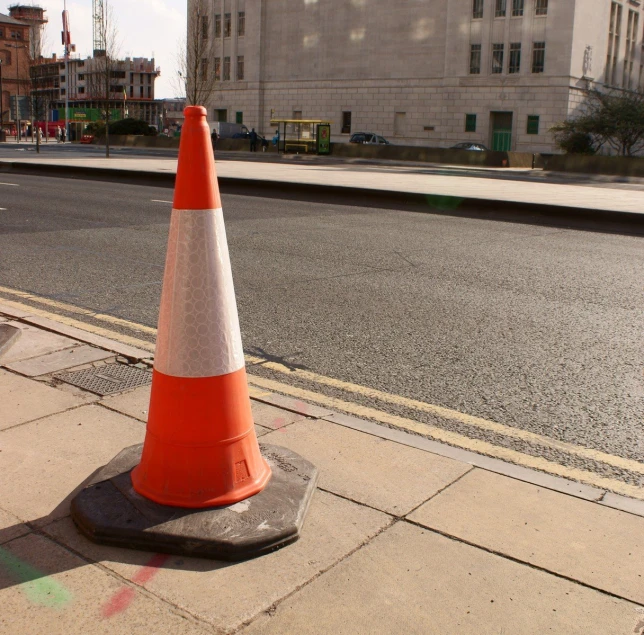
(55, 363, 152, 396)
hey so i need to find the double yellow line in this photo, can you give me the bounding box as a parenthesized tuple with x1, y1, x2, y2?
(1, 284, 642, 499)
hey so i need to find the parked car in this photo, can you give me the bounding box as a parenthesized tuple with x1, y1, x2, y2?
(450, 142, 489, 151)
(349, 132, 391, 145)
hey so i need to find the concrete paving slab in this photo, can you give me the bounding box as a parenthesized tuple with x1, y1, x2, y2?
(244, 521, 641, 635)
(0, 324, 20, 360)
(0, 369, 84, 431)
(0, 303, 33, 319)
(0, 533, 211, 635)
(5, 345, 114, 377)
(408, 469, 644, 604)
(0, 508, 30, 545)
(250, 400, 306, 430)
(101, 385, 151, 421)
(261, 419, 472, 516)
(45, 490, 389, 633)
(600, 492, 644, 518)
(0, 404, 144, 524)
(0, 322, 78, 364)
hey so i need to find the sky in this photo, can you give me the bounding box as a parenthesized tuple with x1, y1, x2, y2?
(4, 0, 187, 98)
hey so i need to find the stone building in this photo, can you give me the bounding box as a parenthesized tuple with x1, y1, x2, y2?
(195, 0, 640, 152)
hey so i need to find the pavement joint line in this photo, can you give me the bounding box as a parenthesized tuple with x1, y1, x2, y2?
(401, 517, 644, 609)
(233, 514, 401, 635)
(249, 358, 644, 477)
(401, 466, 477, 519)
(2, 292, 643, 504)
(0, 399, 105, 434)
(247, 374, 644, 501)
(314, 486, 398, 519)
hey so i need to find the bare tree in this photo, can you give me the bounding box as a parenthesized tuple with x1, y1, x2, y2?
(178, 0, 218, 106)
(87, 0, 121, 157)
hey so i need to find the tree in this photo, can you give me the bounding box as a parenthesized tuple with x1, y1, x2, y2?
(176, 0, 218, 106)
(551, 89, 644, 157)
(86, 0, 121, 158)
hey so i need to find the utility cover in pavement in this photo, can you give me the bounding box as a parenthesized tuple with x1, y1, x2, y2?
(55, 363, 152, 395)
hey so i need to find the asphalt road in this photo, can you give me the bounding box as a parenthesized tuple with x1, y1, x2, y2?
(0, 174, 642, 487)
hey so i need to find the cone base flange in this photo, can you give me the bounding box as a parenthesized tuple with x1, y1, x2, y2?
(71, 443, 318, 561)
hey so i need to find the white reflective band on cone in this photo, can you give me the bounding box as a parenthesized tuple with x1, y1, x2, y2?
(154, 208, 245, 378)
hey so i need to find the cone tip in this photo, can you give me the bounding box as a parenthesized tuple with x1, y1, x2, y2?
(184, 106, 207, 119)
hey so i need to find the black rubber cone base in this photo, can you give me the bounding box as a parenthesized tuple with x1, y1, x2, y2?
(71, 444, 318, 561)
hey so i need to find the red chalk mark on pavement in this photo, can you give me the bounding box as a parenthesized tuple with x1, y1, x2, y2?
(272, 416, 288, 433)
(101, 553, 170, 619)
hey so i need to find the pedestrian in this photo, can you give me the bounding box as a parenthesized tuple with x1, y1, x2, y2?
(61, 127, 66, 143)
(55, 126, 61, 143)
(211, 127, 219, 151)
(272, 128, 280, 147)
(37, 127, 43, 143)
(249, 128, 258, 152)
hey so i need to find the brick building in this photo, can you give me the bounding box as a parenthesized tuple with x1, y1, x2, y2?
(194, 0, 641, 152)
(0, 11, 30, 129)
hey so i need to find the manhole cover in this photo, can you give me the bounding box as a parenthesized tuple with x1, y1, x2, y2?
(55, 363, 152, 396)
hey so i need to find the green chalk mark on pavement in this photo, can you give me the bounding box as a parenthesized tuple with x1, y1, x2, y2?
(0, 545, 73, 608)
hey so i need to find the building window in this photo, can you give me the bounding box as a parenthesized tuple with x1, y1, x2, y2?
(78, 74, 84, 80)
(607, 2, 622, 86)
(511, 0, 524, 17)
(223, 56, 230, 80)
(495, 0, 506, 18)
(224, 13, 232, 37)
(129, 86, 133, 98)
(465, 114, 477, 132)
(0, 28, 3, 38)
(215, 14, 221, 37)
(79, 86, 85, 94)
(535, 0, 548, 16)
(472, 0, 483, 19)
(341, 111, 352, 134)
(527, 115, 540, 135)
(492, 43, 504, 74)
(140, 86, 143, 97)
(236, 111, 243, 124)
(60, 88, 65, 95)
(214, 57, 221, 81)
(10, 29, 23, 39)
(237, 55, 244, 80)
(470, 43, 482, 74)
(215, 108, 227, 122)
(532, 41, 545, 73)
(238, 11, 245, 36)
(201, 15, 208, 39)
(509, 42, 521, 73)
(201, 58, 208, 81)
(130, 72, 133, 83)
(624, 9, 639, 89)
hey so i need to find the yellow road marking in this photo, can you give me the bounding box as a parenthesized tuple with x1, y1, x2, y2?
(244, 356, 644, 477)
(0, 297, 155, 352)
(1, 287, 642, 486)
(247, 375, 644, 500)
(0, 286, 156, 336)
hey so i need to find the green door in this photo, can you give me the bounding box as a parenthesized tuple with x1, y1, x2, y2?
(492, 129, 512, 152)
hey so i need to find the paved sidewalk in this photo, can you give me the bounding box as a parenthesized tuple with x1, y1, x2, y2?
(1, 307, 644, 633)
(3, 152, 644, 216)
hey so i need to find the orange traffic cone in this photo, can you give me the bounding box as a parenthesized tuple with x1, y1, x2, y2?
(131, 105, 271, 508)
